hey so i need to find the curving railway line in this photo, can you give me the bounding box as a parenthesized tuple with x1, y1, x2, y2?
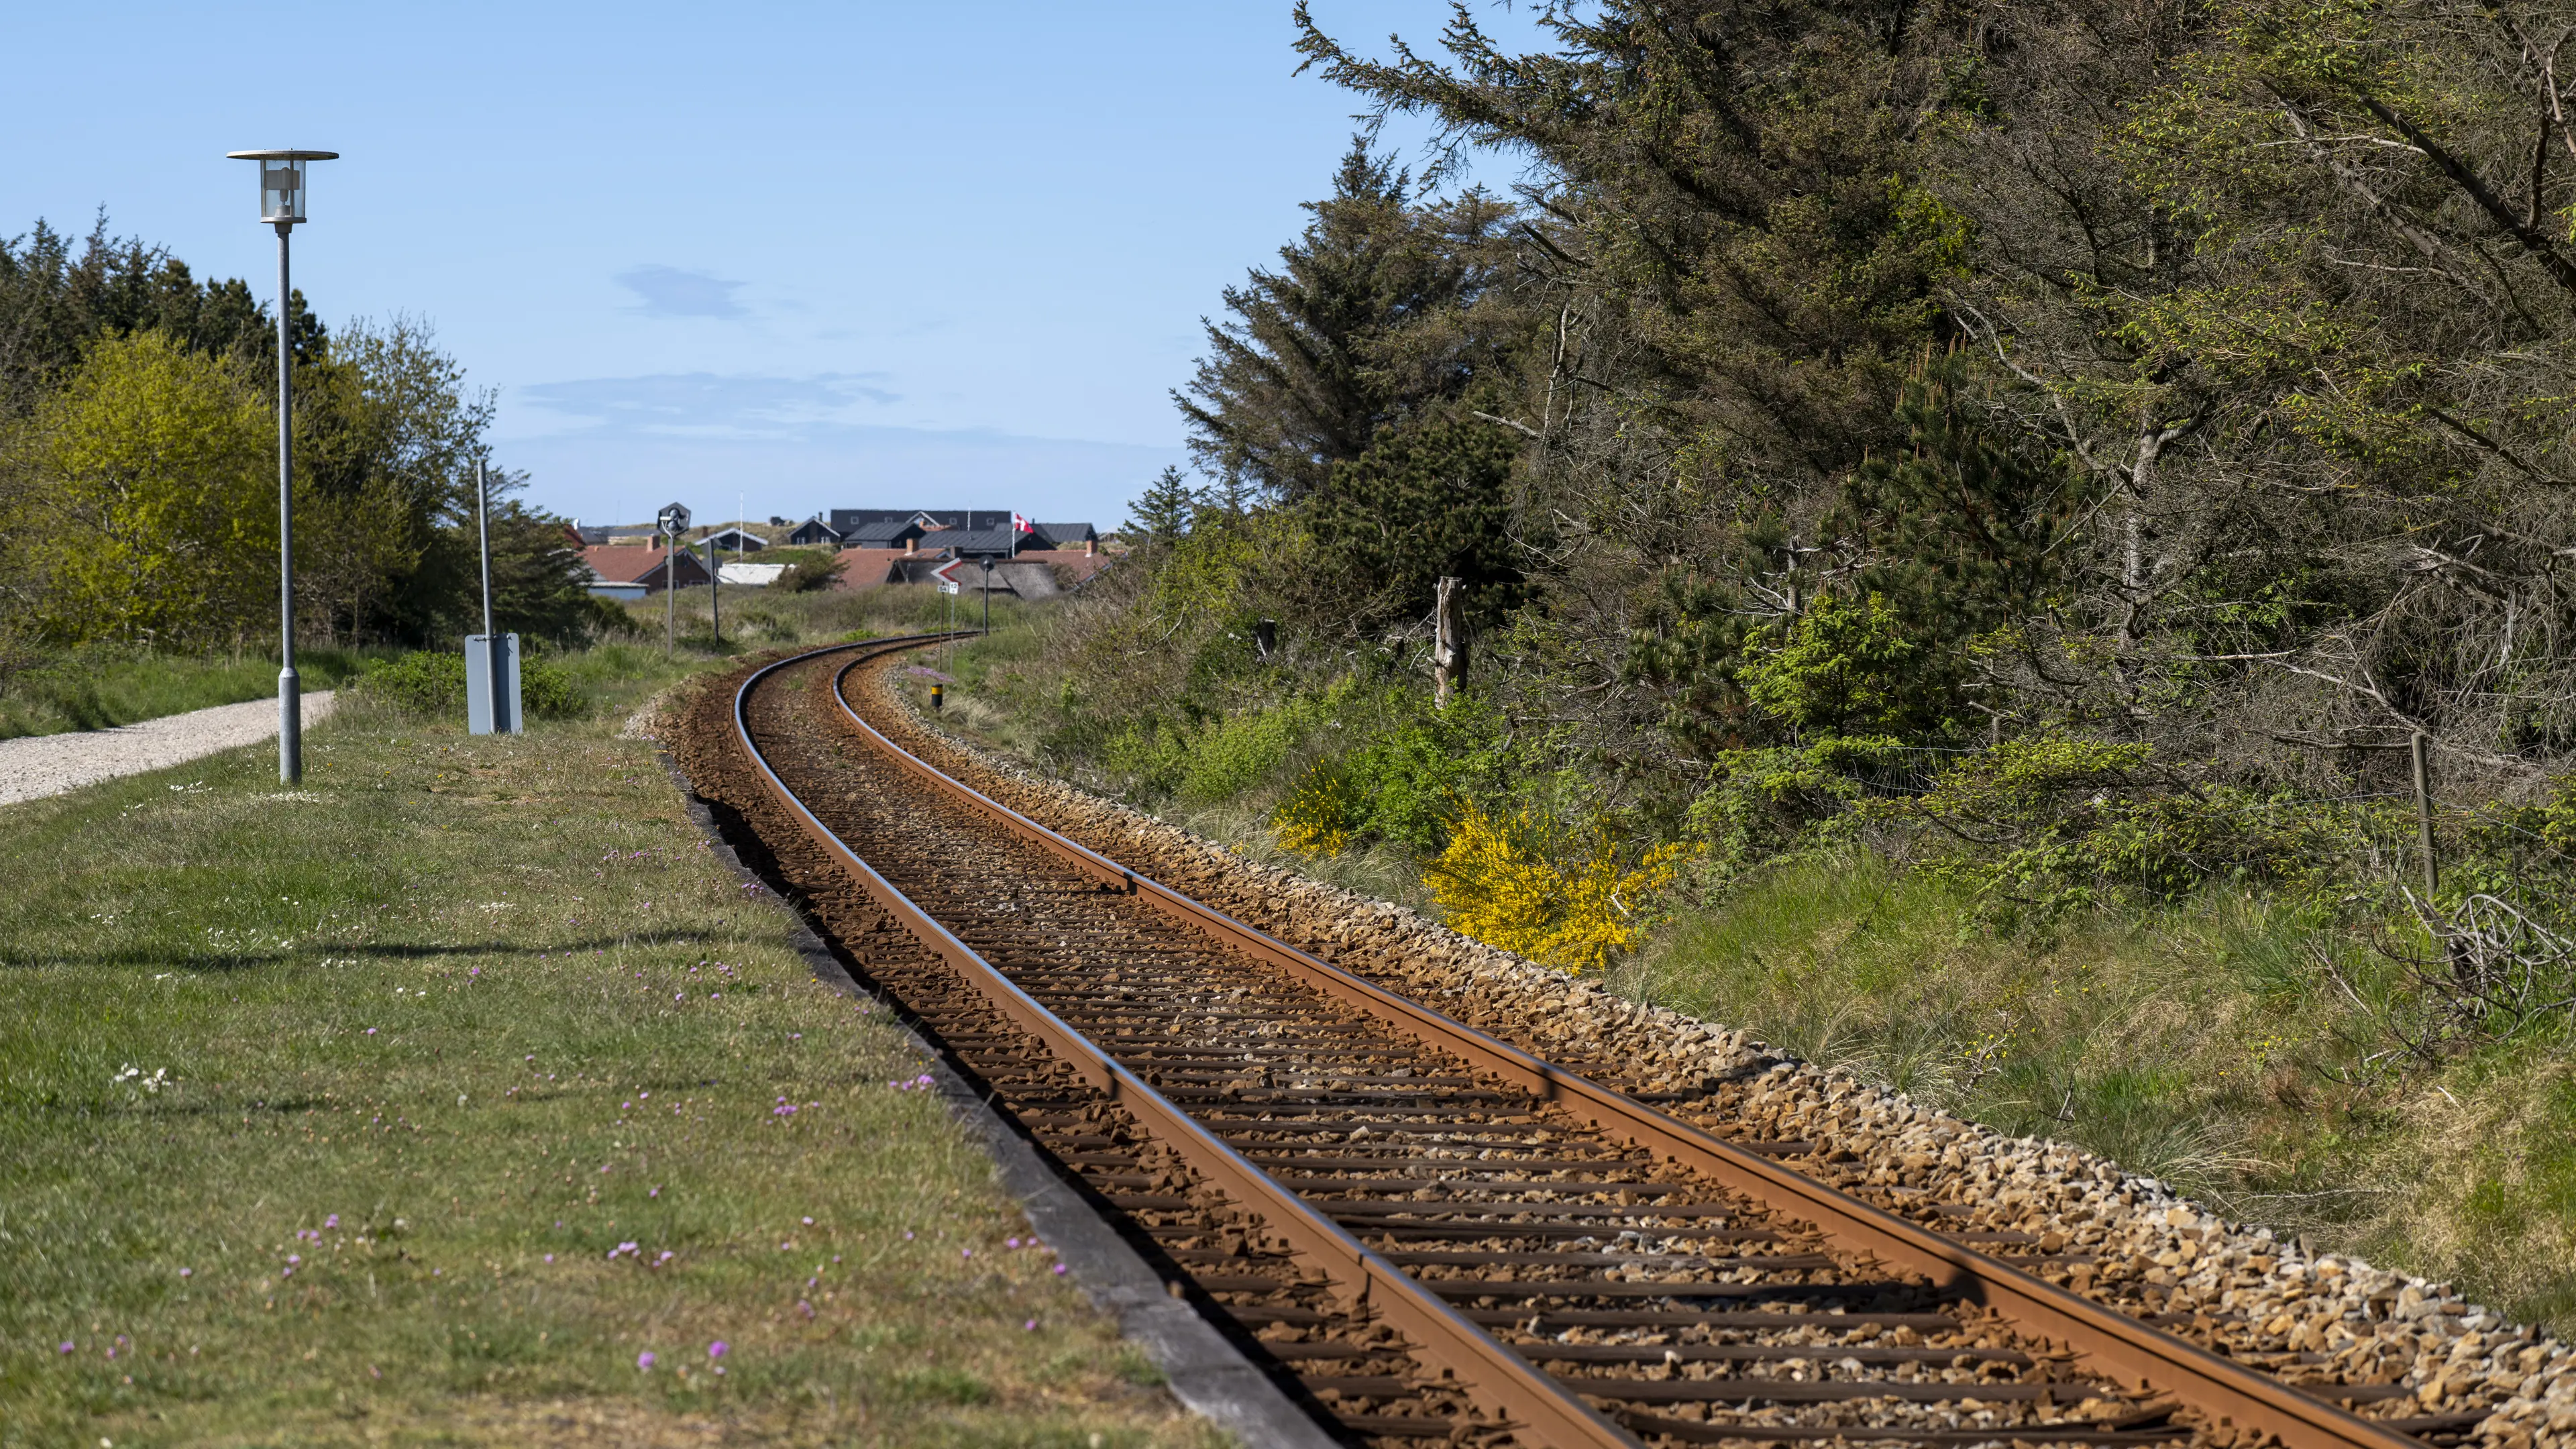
(676, 636, 2483, 1449)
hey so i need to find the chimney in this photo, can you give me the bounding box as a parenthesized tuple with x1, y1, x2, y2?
(1085, 537, 1096, 557)
(905, 534, 918, 556)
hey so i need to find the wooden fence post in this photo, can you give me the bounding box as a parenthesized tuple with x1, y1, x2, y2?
(1432, 578, 1466, 708)
(2410, 732, 2437, 897)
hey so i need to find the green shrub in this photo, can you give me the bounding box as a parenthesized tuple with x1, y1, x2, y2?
(1178, 697, 1321, 803)
(1338, 695, 1512, 855)
(772, 559, 837, 593)
(356, 649, 584, 721)
(358, 651, 466, 714)
(519, 656, 583, 719)
(1878, 734, 2351, 920)
(1738, 592, 1937, 738)
(1684, 736, 1912, 871)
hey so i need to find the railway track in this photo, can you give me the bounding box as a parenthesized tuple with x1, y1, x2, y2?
(677, 637, 2479, 1449)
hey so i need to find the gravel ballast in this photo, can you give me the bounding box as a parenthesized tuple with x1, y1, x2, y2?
(854, 660, 2576, 1448)
(0, 692, 337, 806)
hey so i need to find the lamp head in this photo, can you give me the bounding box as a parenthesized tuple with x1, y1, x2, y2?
(226, 149, 339, 225)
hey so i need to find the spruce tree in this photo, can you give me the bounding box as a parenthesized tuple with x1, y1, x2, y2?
(1173, 142, 1511, 504)
(1126, 466, 1203, 546)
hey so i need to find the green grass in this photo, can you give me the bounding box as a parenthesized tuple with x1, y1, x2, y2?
(0, 622, 1218, 1447)
(1623, 851, 2576, 1332)
(0, 649, 393, 741)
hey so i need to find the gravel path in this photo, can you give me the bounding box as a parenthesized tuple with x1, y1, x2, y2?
(0, 692, 337, 806)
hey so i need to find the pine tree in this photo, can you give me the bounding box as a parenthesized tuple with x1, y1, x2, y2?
(1173, 142, 1512, 504)
(1839, 363, 2080, 645)
(1126, 466, 1203, 546)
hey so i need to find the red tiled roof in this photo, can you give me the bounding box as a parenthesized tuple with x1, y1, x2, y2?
(581, 544, 708, 586)
(823, 548, 919, 590)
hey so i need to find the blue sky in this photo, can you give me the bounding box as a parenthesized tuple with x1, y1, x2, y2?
(7, 2, 1550, 532)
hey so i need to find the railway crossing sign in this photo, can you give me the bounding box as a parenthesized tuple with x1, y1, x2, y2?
(931, 557, 964, 595)
(657, 502, 690, 537)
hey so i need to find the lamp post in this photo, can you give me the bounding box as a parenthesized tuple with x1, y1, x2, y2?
(226, 148, 338, 784)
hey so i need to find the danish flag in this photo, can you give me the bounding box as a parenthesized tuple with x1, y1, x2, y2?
(1012, 512, 1034, 534)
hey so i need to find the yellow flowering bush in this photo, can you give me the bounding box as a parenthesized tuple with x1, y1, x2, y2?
(1271, 761, 1363, 856)
(1424, 802, 1693, 973)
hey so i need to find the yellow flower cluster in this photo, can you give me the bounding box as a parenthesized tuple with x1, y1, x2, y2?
(1424, 802, 1692, 974)
(1271, 763, 1361, 857)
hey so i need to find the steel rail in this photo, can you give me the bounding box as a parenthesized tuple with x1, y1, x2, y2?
(735, 639, 1644, 1449)
(808, 641, 2429, 1449)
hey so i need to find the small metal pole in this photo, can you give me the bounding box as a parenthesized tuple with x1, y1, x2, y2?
(475, 460, 507, 733)
(2411, 732, 2438, 896)
(708, 535, 720, 645)
(274, 220, 301, 784)
(981, 558, 993, 632)
(665, 531, 676, 657)
(475, 461, 494, 637)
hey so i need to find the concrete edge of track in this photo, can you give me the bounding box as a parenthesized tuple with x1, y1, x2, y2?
(656, 739, 1343, 1449)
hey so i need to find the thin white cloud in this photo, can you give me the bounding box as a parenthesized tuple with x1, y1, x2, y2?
(614, 265, 750, 319)
(512, 372, 901, 437)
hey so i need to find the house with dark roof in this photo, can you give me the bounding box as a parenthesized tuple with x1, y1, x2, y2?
(920, 526, 1034, 558)
(844, 519, 930, 552)
(829, 507, 1025, 533)
(786, 517, 843, 547)
(698, 525, 767, 553)
(829, 507, 940, 533)
(1029, 521, 1099, 553)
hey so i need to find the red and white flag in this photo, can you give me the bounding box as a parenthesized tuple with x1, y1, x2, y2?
(1012, 513, 1034, 534)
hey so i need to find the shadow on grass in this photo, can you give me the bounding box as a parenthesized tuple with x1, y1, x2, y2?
(0, 930, 758, 972)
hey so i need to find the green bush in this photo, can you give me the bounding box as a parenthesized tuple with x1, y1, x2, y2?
(358, 651, 466, 715)
(1878, 734, 2350, 920)
(356, 649, 584, 721)
(519, 657, 583, 719)
(1738, 593, 1936, 739)
(1178, 696, 1322, 803)
(1338, 695, 1511, 855)
(772, 559, 837, 593)
(1684, 736, 1912, 871)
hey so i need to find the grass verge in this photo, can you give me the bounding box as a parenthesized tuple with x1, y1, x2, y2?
(1625, 851, 2576, 1336)
(0, 649, 392, 741)
(0, 644, 1215, 1446)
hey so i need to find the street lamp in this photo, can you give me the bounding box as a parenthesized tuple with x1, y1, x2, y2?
(226, 147, 339, 784)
